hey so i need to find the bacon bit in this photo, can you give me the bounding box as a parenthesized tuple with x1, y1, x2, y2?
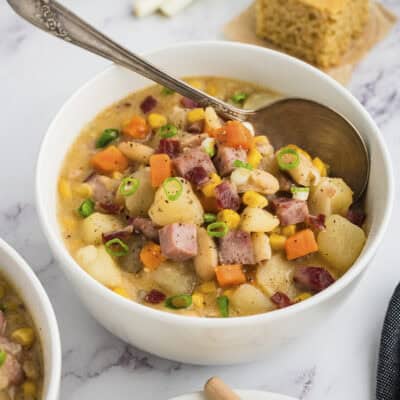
(214, 181, 241, 211)
(294, 266, 335, 293)
(145, 290, 166, 304)
(102, 225, 134, 243)
(271, 292, 293, 309)
(184, 166, 210, 187)
(140, 96, 157, 114)
(180, 97, 199, 109)
(307, 214, 326, 232)
(347, 208, 366, 227)
(187, 120, 205, 134)
(96, 202, 122, 215)
(157, 139, 181, 159)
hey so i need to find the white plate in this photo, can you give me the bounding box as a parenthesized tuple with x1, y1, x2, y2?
(170, 390, 298, 400)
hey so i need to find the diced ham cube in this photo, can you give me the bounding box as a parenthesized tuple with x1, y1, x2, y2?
(219, 230, 255, 265)
(294, 266, 335, 292)
(184, 166, 210, 187)
(157, 139, 181, 159)
(132, 217, 160, 242)
(0, 337, 23, 390)
(180, 97, 199, 109)
(145, 290, 166, 304)
(214, 181, 241, 211)
(307, 214, 326, 232)
(271, 198, 309, 226)
(347, 208, 366, 227)
(173, 148, 216, 178)
(159, 223, 198, 261)
(187, 120, 205, 134)
(215, 145, 247, 176)
(85, 174, 118, 205)
(140, 95, 157, 114)
(271, 292, 292, 309)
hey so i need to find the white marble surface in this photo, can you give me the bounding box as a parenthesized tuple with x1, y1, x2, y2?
(0, 1, 399, 399)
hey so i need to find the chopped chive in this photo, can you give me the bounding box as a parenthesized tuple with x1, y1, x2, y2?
(163, 177, 183, 201)
(231, 92, 248, 104)
(119, 177, 140, 197)
(0, 350, 6, 367)
(161, 87, 175, 95)
(165, 294, 192, 309)
(233, 159, 253, 170)
(158, 124, 178, 139)
(291, 186, 310, 201)
(277, 148, 300, 171)
(204, 213, 217, 224)
(78, 199, 95, 218)
(105, 238, 129, 257)
(96, 129, 119, 148)
(207, 222, 228, 238)
(217, 296, 229, 318)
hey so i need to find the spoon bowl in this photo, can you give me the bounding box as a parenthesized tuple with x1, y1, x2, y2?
(7, 0, 370, 199)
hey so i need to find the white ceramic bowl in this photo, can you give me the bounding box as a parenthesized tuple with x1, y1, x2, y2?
(0, 239, 61, 399)
(170, 390, 298, 400)
(36, 42, 394, 365)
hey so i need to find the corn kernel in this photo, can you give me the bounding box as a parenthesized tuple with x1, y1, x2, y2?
(206, 83, 218, 97)
(282, 225, 296, 237)
(187, 108, 205, 123)
(313, 157, 328, 177)
(11, 328, 35, 347)
(112, 171, 124, 180)
(253, 136, 269, 146)
(148, 113, 167, 129)
(223, 289, 234, 298)
(187, 79, 203, 90)
(242, 191, 268, 208)
(217, 209, 241, 229)
(73, 183, 92, 198)
(269, 234, 287, 251)
(199, 281, 217, 294)
(113, 287, 129, 298)
(22, 381, 37, 397)
(247, 148, 262, 168)
(294, 292, 313, 303)
(58, 179, 72, 200)
(192, 293, 204, 309)
(202, 173, 222, 198)
(287, 144, 312, 161)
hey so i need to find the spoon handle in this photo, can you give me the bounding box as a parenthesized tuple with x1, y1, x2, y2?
(7, 0, 249, 120)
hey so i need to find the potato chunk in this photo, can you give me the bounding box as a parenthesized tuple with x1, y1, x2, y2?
(194, 227, 218, 281)
(76, 245, 122, 287)
(286, 153, 320, 187)
(151, 262, 196, 295)
(82, 213, 124, 245)
(231, 284, 274, 316)
(318, 214, 366, 273)
(252, 233, 272, 263)
(124, 167, 155, 217)
(256, 254, 297, 297)
(240, 207, 279, 233)
(149, 178, 204, 226)
(309, 178, 353, 217)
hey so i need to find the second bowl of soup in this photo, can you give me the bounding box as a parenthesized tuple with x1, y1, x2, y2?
(37, 42, 393, 364)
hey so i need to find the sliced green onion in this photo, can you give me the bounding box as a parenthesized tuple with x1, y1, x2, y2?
(158, 124, 178, 139)
(96, 129, 119, 148)
(161, 87, 175, 95)
(165, 294, 192, 309)
(233, 159, 253, 170)
(105, 238, 129, 257)
(119, 177, 140, 197)
(204, 213, 217, 224)
(207, 222, 228, 238)
(201, 137, 216, 158)
(217, 296, 229, 318)
(163, 177, 183, 201)
(231, 92, 249, 104)
(78, 199, 95, 218)
(0, 350, 6, 367)
(277, 148, 300, 171)
(291, 186, 310, 201)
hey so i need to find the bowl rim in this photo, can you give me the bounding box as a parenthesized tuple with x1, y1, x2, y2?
(36, 40, 394, 328)
(0, 238, 62, 400)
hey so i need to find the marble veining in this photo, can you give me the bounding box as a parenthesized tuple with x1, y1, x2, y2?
(0, 0, 399, 399)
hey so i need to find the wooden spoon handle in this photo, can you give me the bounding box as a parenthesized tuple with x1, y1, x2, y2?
(204, 377, 241, 400)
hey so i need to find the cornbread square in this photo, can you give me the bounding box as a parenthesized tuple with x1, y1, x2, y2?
(256, 0, 370, 67)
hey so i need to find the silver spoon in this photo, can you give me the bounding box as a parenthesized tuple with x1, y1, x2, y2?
(7, 0, 369, 200)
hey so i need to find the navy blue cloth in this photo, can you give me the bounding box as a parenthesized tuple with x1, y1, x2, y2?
(377, 283, 400, 400)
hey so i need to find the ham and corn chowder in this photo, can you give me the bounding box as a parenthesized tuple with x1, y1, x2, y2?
(58, 77, 367, 318)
